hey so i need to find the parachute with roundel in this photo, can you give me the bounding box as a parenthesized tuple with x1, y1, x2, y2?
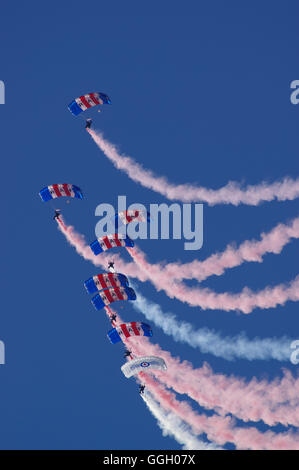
(121, 356, 167, 378)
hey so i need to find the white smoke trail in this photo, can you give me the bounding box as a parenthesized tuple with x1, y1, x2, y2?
(105, 307, 219, 450)
(87, 129, 299, 206)
(132, 288, 292, 361)
(107, 303, 299, 430)
(128, 337, 299, 428)
(142, 391, 221, 450)
(102, 307, 299, 448)
(140, 372, 299, 449)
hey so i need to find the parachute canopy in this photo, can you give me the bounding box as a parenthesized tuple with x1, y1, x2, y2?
(90, 233, 134, 256)
(115, 210, 150, 229)
(91, 286, 136, 310)
(39, 184, 83, 202)
(107, 322, 153, 344)
(68, 92, 111, 116)
(84, 272, 129, 295)
(121, 356, 167, 378)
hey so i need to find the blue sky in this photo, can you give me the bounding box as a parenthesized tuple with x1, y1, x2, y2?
(0, 1, 298, 449)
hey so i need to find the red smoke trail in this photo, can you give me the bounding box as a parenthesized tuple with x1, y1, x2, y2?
(163, 217, 299, 282)
(126, 336, 299, 428)
(127, 246, 299, 314)
(57, 217, 299, 314)
(87, 129, 299, 206)
(142, 391, 221, 450)
(57, 217, 147, 280)
(59, 215, 299, 284)
(103, 305, 299, 428)
(57, 219, 299, 426)
(103, 308, 299, 449)
(56, 217, 67, 231)
(104, 307, 219, 449)
(140, 373, 299, 450)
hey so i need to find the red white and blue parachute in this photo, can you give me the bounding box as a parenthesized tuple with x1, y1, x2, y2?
(39, 184, 83, 202)
(68, 92, 111, 116)
(115, 210, 150, 228)
(121, 356, 167, 378)
(84, 273, 129, 295)
(107, 322, 153, 344)
(90, 233, 134, 256)
(91, 286, 136, 310)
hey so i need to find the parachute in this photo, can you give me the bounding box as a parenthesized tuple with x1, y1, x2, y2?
(115, 210, 151, 228)
(107, 322, 153, 344)
(84, 272, 129, 295)
(39, 184, 83, 202)
(68, 92, 111, 116)
(90, 233, 134, 256)
(121, 356, 167, 378)
(91, 286, 136, 310)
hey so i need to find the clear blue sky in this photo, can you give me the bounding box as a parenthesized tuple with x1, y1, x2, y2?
(0, 1, 298, 449)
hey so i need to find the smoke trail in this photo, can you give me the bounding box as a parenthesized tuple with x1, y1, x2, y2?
(104, 307, 220, 449)
(87, 129, 299, 206)
(97, 307, 299, 448)
(106, 305, 299, 449)
(126, 337, 299, 428)
(55, 217, 67, 231)
(108, 304, 299, 428)
(59, 214, 299, 284)
(57, 218, 148, 280)
(57, 219, 299, 314)
(142, 391, 221, 450)
(128, 246, 299, 314)
(140, 373, 299, 450)
(58, 221, 299, 425)
(132, 288, 292, 361)
(164, 217, 299, 282)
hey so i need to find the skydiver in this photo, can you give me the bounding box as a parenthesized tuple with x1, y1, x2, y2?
(124, 349, 132, 359)
(108, 261, 115, 272)
(85, 118, 93, 129)
(110, 314, 117, 323)
(139, 385, 145, 395)
(53, 210, 61, 220)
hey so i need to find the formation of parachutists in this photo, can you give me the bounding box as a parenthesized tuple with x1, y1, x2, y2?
(39, 92, 167, 391)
